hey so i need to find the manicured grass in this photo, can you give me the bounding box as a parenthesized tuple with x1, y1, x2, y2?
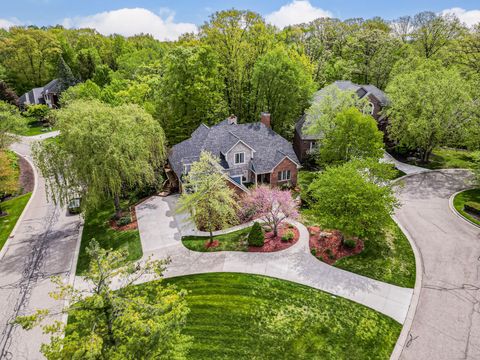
(0, 193, 32, 250)
(76, 201, 142, 275)
(334, 218, 415, 288)
(403, 147, 478, 170)
(182, 227, 251, 252)
(144, 273, 401, 359)
(18, 119, 55, 136)
(453, 189, 480, 227)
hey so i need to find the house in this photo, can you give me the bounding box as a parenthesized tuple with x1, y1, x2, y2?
(293, 80, 389, 163)
(168, 113, 301, 195)
(19, 79, 62, 109)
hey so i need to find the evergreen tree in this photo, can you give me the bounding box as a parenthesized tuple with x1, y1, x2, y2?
(57, 56, 77, 92)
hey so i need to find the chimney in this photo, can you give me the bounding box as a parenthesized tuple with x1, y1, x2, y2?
(227, 114, 237, 125)
(260, 112, 271, 128)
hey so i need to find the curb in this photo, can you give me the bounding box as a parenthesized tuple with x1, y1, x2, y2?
(448, 188, 480, 229)
(0, 151, 38, 261)
(389, 216, 424, 360)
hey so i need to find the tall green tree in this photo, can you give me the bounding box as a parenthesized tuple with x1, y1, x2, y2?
(313, 107, 384, 166)
(178, 151, 239, 242)
(157, 45, 227, 144)
(57, 56, 77, 91)
(386, 61, 477, 161)
(0, 101, 25, 149)
(252, 46, 315, 138)
(15, 239, 191, 359)
(308, 159, 398, 240)
(33, 100, 166, 218)
(200, 10, 275, 121)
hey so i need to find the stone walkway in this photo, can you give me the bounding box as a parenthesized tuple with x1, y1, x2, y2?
(382, 152, 428, 175)
(130, 195, 413, 323)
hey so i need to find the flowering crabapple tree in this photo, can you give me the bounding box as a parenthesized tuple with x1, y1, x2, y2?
(241, 185, 298, 236)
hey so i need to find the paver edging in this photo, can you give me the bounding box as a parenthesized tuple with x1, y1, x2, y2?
(0, 151, 38, 261)
(448, 188, 480, 229)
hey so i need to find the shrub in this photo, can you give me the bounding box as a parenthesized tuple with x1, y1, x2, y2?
(465, 201, 480, 215)
(343, 239, 357, 249)
(326, 248, 335, 260)
(288, 223, 294, 229)
(310, 248, 317, 256)
(248, 222, 264, 247)
(117, 215, 132, 226)
(25, 104, 50, 121)
(281, 230, 295, 242)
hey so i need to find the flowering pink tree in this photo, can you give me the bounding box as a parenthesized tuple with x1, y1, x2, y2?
(241, 185, 299, 236)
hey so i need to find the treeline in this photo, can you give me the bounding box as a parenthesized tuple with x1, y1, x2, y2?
(0, 10, 479, 145)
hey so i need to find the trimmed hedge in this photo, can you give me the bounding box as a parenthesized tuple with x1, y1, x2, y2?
(464, 201, 480, 215)
(248, 222, 264, 247)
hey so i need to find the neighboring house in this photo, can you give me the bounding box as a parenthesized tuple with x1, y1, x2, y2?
(293, 80, 389, 163)
(19, 79, 62, 109)
(168, 113, 301, 195)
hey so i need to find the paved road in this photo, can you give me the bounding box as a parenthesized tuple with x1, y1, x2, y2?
(0, 133, 81, 360)
(382, 152, 428, 175)
(109, 195, 414, 323)
(394, 170, 480, 359)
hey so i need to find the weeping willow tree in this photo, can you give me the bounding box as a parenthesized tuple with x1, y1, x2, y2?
(33, 99, 166, 218)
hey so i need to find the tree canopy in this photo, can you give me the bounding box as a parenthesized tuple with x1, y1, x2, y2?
(33, 100, 166, 217)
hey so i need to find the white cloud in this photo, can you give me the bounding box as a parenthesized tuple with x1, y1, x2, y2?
(0, 17, 21, 29)
(62, 7, 197, 41)
(266, 0, 332, 28)
(441, 7, 480, 27)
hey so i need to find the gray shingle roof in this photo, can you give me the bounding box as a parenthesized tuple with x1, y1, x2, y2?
(297, 81, 389, 140)
(19, 79, 60, 106)
(169, 121, 300, 178)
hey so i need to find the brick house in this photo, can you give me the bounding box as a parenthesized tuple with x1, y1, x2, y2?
(293, 80, 389, 163)
(168, 113, 301, 194)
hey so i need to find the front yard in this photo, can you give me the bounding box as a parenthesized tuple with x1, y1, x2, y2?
(76, 201, 142, 275)
(0, 193, 31, 249)
(398, 147, 478, 170)
(137, 273, 401, 359)
(17, 119, 55, 136)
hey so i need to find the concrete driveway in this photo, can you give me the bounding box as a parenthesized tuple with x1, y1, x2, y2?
(129, 195, 414, 324)
(0, 133, 81, 360)
(394, 170, 480, 360)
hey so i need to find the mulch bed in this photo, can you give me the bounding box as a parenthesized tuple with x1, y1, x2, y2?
(109, 207, 138, 231)
(17, 155, 34, 194)
(308, 226, 364, 264)
(204, 240, 220, 248)
(248, 223, 299, 252)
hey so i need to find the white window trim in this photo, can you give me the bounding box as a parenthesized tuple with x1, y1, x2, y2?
(278, 170, 291, 181)
(368, 102, 375, 115)
(234, 151, 246, 165)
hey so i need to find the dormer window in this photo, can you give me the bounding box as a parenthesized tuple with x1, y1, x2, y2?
(234, 152, 245, 164)
(365, 102, 375, 115)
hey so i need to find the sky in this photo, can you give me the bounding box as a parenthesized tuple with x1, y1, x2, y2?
(0, 0, 479, 40)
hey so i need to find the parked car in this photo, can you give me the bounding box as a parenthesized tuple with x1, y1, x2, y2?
(67, 198, 81, 214)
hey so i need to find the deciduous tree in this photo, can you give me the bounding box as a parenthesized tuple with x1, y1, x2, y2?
(177, 151, 239, 242)
(308, 160, 398, 240)
(15, 239, 191, 359)
(0, 101, 26, 149)
(33, 100, 166, 218)
(241, 185, 298, 237)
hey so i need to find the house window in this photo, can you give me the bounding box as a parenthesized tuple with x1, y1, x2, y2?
(277, 170, 291, 181)
(234, 152, 245, 164)
(309, 141, 316, 151)
(365, 102, 375, 115)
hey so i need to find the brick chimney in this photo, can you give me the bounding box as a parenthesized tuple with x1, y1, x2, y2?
(260, 112, 271, 128)
(227, 114, 237, 125)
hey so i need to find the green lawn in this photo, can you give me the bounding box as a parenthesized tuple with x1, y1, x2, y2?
(453, 189, 480, 227)
(76, 201, 143, 275)
(18, 119, 55, 136)
(137, 273, 401, 359)
(334, 218, 416, 288)
(403, 147, 478, 170)
(182, 227, 251, 252)
(0, 193, 32, 250)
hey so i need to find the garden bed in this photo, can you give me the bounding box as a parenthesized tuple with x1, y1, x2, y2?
(108, 206, 138, 231)
(182, 223, 299, 253)
(308, 226, 364, 264)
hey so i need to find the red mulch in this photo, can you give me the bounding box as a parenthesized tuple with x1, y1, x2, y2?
(248, 223, 299, 252)
(109, 207, 138, 231)
(17, 155, 34, 194)
(204, 240, 220, 248)
(308, 226, 364, 264)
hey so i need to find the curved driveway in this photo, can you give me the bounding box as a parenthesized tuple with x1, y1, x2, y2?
(394, 170, 480, 360)
(0, 133, 81, 360)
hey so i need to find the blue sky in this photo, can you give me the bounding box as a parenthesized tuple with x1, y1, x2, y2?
(1, 1, 479, 40)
